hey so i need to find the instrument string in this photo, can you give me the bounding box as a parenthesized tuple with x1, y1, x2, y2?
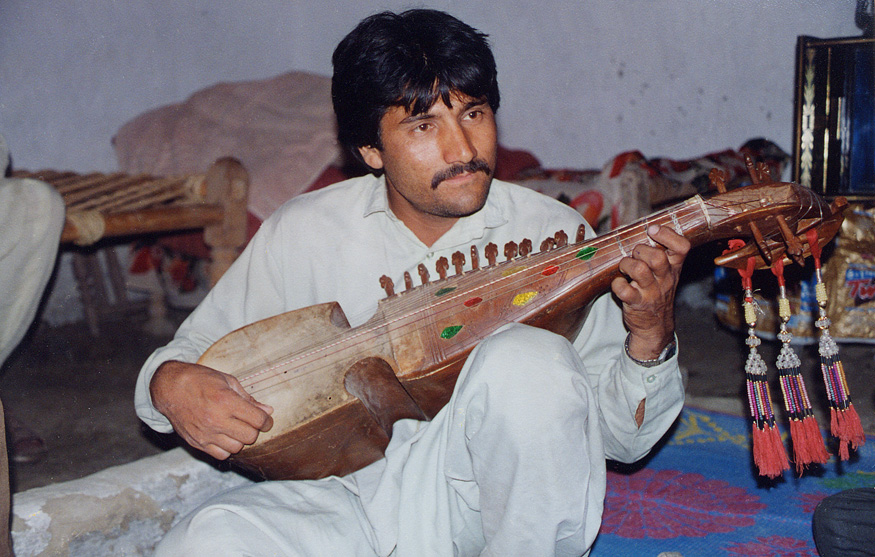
(367, 198, 719, 320)
(239, 200, 709, 394)
(244, 195, 804, 393)
(240, 190, 824, 395)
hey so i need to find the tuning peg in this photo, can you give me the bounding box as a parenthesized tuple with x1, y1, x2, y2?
(470, 245, 480, 270)
(554, 230, 568, 248)
(504, 241, 518, 261)
(436, 257, 449, 280)
(519, 239, 532, 256)
(748, 221, 773, 265)
(403, 271, 413, 291)
(776, 215, 806, 266)
(380, 275, 395, 297)
(709, 168, 727, 194)
(418, 263, 430, 285)
(576, 225, 587, 243)
(540, 237, 555, 252)
(485, 243, 498, 266)
(452, 251, 466, 274)
(744, 154, 763, 185)
(755, 162, 772, 184)
(712, 240, 754, 269)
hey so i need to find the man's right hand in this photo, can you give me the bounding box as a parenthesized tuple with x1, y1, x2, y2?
(149, 360, 274, 460)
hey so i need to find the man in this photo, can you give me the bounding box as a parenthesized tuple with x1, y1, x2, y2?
(137, 9, 688, 555)
(1, 134, 66, 554)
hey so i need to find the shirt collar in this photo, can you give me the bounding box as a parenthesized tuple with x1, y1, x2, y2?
(362, 174, 390, 218)
(361, 173, 509, 247)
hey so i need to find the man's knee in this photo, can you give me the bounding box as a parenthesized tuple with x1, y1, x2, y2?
(0, 178, 65, 242)
(457, 324, 591, 434)
(156, 503, 279, 557)
(24, 178, 65, 236)
(155, 505, 229, 557)
(469, 323, 585, 387)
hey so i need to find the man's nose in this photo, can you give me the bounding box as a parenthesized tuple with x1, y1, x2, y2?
(440, 122, 476, 165)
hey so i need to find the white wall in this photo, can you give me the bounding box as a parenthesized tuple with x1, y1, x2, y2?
(0, 0, 862, 173)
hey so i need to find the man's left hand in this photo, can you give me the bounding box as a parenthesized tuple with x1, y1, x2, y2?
(611, 224, 690, 361)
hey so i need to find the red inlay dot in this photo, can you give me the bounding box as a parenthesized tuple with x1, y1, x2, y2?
(542, 265, 559, 276)
(464, 297, 482, 307)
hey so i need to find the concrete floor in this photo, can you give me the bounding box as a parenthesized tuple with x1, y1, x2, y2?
(3, 278, 874, 495)
(1, 310, 182, 493)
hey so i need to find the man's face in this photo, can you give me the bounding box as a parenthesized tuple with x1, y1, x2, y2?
(359, 92, 498, 239)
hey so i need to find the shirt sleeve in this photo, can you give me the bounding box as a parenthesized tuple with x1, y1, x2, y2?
(572, 292, 685, 463)
(134, 215, 288, 433)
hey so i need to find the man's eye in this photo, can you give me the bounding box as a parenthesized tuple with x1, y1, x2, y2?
(467, 110, 483, 119)
(416, 123, 431, 132)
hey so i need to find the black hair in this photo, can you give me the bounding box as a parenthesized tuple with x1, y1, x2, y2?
(331, 9, 500, 166)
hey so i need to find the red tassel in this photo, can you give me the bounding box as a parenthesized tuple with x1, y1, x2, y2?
(752, 423, 790, 479)
(734, 247, 791, 478)
(832, 405, 866, 461)
(807, 228, 867, 460)
(788, 417, 830, 474)
(770, 257, 828, 474)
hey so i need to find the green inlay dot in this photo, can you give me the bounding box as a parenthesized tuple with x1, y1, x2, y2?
(435, 287, 457, 297)
(440, 325, 463, 339)
(575, 246, 597, 261)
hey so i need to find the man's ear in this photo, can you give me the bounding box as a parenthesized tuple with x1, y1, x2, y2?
(358, 145, 384, 170)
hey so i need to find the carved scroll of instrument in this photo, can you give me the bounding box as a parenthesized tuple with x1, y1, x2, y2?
(198, 174, 847, 481)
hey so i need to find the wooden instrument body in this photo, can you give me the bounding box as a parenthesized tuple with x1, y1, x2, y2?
(198, 181, 847, 480)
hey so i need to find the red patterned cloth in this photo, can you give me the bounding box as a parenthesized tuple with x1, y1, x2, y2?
(515, 138, 789, 233)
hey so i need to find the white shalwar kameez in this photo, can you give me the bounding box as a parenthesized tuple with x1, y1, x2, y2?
(0, 139, 65, 367)
(135, 174, 685, 556)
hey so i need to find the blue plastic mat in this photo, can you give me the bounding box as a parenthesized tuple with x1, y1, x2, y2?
(592, 406, 874, 556)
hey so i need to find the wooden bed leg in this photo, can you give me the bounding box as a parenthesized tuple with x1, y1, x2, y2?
(203, 157, 249, 286)
(71, 251, 104, 337)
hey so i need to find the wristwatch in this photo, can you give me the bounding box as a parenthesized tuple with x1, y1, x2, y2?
(624, 333, 677, 368)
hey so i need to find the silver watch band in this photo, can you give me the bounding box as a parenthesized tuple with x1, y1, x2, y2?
(624, 333, 677, 368)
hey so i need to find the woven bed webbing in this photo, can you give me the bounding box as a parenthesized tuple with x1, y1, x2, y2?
(11, 169, 213, 245)
(12, 169, 206, 214)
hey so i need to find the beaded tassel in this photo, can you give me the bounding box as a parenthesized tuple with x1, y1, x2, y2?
(770, 258, 829, 473)
(805, 229, 865, 460)
(731, 242, 789, 478)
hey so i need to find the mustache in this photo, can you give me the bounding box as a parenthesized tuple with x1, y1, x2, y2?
(431, 159, 492, 189)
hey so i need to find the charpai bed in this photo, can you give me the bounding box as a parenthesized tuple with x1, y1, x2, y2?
(12, 158, 249, 334)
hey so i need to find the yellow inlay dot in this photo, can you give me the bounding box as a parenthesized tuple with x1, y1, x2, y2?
(512, 291, 538, 306)
(501, 265, 527, 277)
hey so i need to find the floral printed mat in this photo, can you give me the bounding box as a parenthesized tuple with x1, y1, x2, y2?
(592, 407, 874, 556)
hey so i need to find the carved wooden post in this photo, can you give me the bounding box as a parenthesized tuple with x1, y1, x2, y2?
(203, 157, 249, 286)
